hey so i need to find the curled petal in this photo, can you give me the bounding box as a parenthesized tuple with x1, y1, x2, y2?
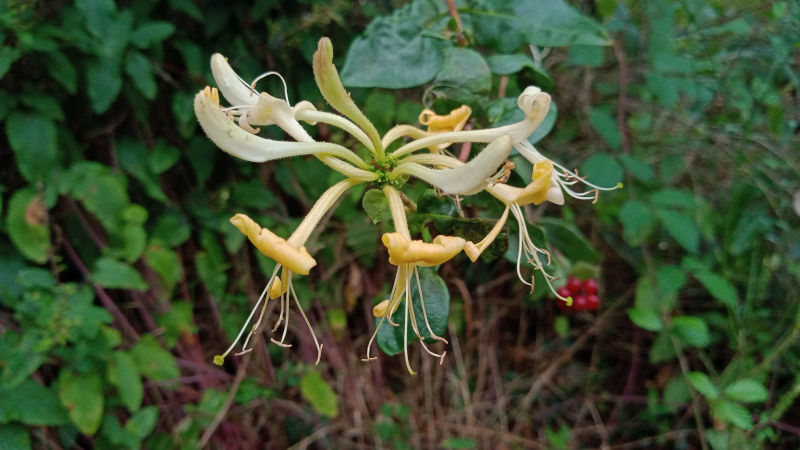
(210, 53, 258, 107)
(390, 135, 512, 195)
(419, 105, 472, 152)
(383, 233, 465, 266)
(230, 214, 316, 275)
(515, 160, 554, 205)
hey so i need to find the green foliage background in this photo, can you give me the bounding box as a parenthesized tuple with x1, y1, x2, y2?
(0, 0, 798, 448)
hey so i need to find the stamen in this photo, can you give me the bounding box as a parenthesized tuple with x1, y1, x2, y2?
(414, 267, 448, 344)
(212, 281, 270, 365)
(289, 280, 324, 365)
(402, 279, 416, 375)
(250, 70, 291, 105)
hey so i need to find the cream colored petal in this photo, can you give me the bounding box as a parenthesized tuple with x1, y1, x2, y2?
(382, 233, 465, 266)
(229, 214, 316, 275)
(390, 135, 512, 195)
(210, 53, 258, 107)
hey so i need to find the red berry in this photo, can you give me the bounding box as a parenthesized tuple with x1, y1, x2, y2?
(585, 294, 600, 311)
(572, 295, 588, 311)
(583, 279, 598, 296)
(556, 286, 572, 299)
(566, 277, 582, 295)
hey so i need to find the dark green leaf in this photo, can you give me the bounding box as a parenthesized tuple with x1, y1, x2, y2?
(149, 140, 181, 174)
(340, 0, 449, 88)
(362, 189, 393, 224)
(58, 371, 104, 435)
(130, 22, 176, 49)
(618, 200, 655, 245)
(0, 379, 69, 426)
(687, 371, 719, 400)
(695, 272, 738, 308)
(0, 46, 21, 78)
(0, 424, 31, 450)
(124, 51, 157, 100)
(713, 400, 753, 429)
(580, 152, 623, 189)
(657, 209, 700, 253)
(650, 188, 695, 209)
(299, 371, 338, 418)
(670, 315, 710, 347)
(588, 107, 622, 150)
(376, 267, 449, 357)
(431, 47, 492, 104)
(6, 113, 58, 183)
(87, 57, 122, 114)
(92, 257, 148, 291)
(724, 379, 769, 403)
(538, 217, 599, 264)
(627, 307, 663, 331)
(125, 406, 158, 438)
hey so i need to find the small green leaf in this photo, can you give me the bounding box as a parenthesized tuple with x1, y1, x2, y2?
(627, 307, 663, 331)
(149, 140, 181, 174)
(485, 54, 553, 90)
(580, 153, 623, 189)
(0, 379, 69, 426)
(713, 400, 753, 429)
(130, 22, 175, 48)
(58, 371, 104, 435)
(0, 46, 21, 78)
(129, 335, 179, 381)
(650, 188, 695, 209)
(441, 437, 477, 448)
(687, 371, 719, 400)
(724, 379, 769, 403)
(45, 51, 78, 93)
(362, 189, 392, 224)
(670, 315, 710, 347)
(695, 272, 738, 308)
(125, 51, 157, 100)
(6, 113, 58, 183)
(588, 107, 621, 150)
(657, 209, 700, 253)
(107, 351, 143, 412)
(618, 200, 655, 245)
(87, 57, 122, 114)
(125, 406, 158, 438)
(92, 257, 148, 291)
(145, 245, 182, 294)
(538, 217, 599, 264)
(300, 371, 338, 418)
(6, 188, 50, 264)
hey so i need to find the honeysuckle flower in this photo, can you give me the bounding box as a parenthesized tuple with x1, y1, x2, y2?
(418, 105, 472, 152)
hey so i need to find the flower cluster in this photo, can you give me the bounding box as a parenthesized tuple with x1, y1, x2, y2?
(196, 38, 619, 373)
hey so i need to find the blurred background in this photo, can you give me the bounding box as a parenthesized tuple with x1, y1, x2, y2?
(0, 0, 798, 448)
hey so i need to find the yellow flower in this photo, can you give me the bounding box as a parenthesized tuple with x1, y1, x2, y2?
(418, 105, 472, 152)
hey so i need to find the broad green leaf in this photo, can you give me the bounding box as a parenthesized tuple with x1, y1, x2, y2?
(538, 217, 599, 264)
(125, 406, 159, 438)
(627, 307, 663, 331)
(580, 152, 623, 189)
(485, 54, 553, 90)
(618, 200, 656, 245)
(6, 113, 58, 183)
(567, 45, 605, 67)
(695, 272, 738, 308)
(363, 91, 396, 133)
(65, 162, 130, 230)
(656, 209, 700, 253)
(156, 302, 195, 347)
(92, 257, 148, 291)
(619, 154, 654, 182)
(650, 188, 695, 209)
(656, 265, 687, 295)
(300, 371, 338, 418)
(151, 211, 191, 247)
(149, 140, 181, 174)
(125, 51, 157, 100)
(19, 89, 65, 121)
(340, 0, 449, 88)
(713, 400, 753, 429)
(470, 0, 611, 52)
(116, 138, 168, 202)
(6, 188, 50, 264)
(376, 267, 449, 357)
(0, 379, 69, 426)
(431, 47, 492, 104)
(87, 57, 122, 114)
(107, 351, 143, 412)
(588, 107, 622, 150)
(670, 315, 710, 347)
(724, 379, 769, 403)
(130, 22, 175, 48)
(362, 189, 392, 224)
(687, 371, 718, 400)
(58, 371, 104, 435)
(145, 245, 182, 294)
(129, 335, 179, 381)
(0, 424, 31, 450)
(0, 46, 21, 78)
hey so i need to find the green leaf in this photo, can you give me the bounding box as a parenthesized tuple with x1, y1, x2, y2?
(129, 335, 179, 382)
(580, 153, 623, 189)
(45, 51, 78, 93)
(441, 437, 477, 449)
(485, 54, 553, 89)
(58, 371, 104, 435)
(618, 200, 656, 245)
(92, 257, 148, 291)
(656, 209, 700, 253)
(362, 189, 392, 224)
(567, 45, 606, 67)
(65, 162, 130, 230)
(538, 217, 599, 264)
(145, 245, 182, 294)
(0, 46, 21, 78)
(713, 400, 753, 429)
(130, 22, 175, 48)
(125, 406, 158, 438)
(149, 140, 181, 174)
(0, 424, 31, 450)
(150, 211, 191, 247)
(619, 154, 654, 182)
(87, 57, 122, 114)
(470, 0, 611, 52)
(156, 302, 195, 347)
(107, 351, 143, 412)
(670, 315, 710, 347)
(300, 371, 338, 418)
(6, 113, 58, 183)
(588, 107, 622, 150)
(0, 379, 69, 426)
(376, 267, 449, 357)
(650, 188, 695, 209)
(687, 371, 719, 400)
(340, 0, 449, 88)
(695, 272, 738, 308)
(431, 47, 492, 104)
(723, 379, 769, 403)
(124, 50, 157, 100)
(627, 307, 663, 331)
(6, 188, 50, 264)
(116, 138, 168, 202)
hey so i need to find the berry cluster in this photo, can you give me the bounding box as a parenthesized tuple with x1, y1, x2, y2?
(557, 277, 600, 311)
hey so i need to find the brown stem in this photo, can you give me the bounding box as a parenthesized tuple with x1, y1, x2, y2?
(612, 37, 631, 154)
(445, 0, 467, 46)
